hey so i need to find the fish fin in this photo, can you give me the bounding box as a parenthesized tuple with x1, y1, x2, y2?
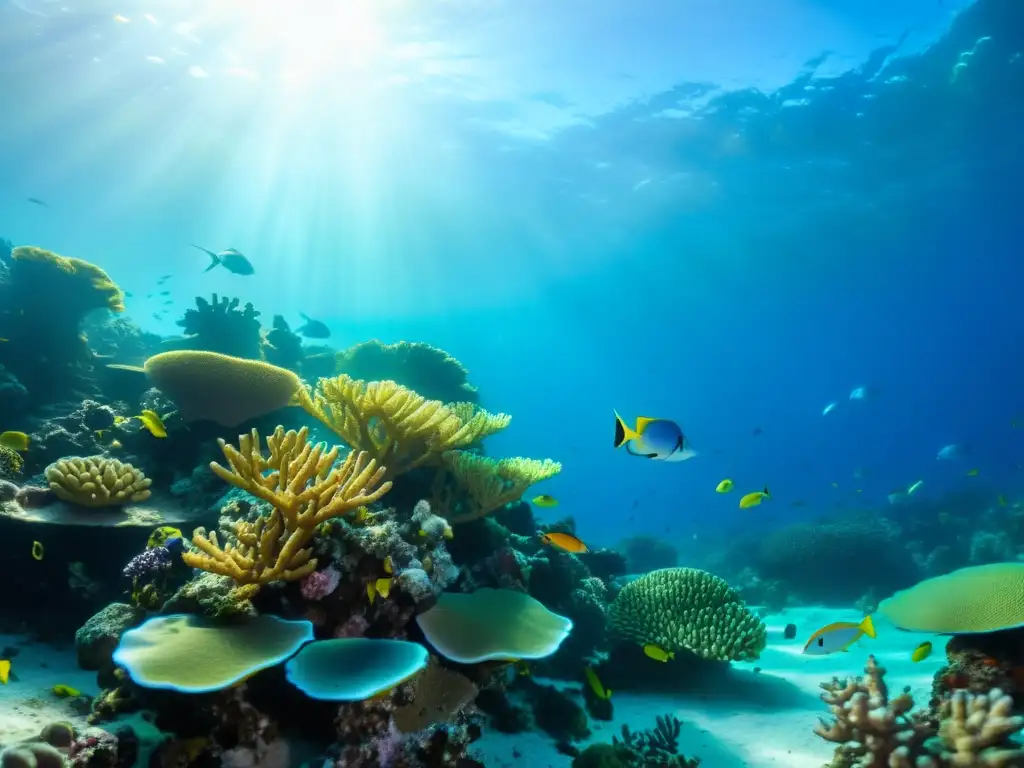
(859, 615, 876, 639)
(299, 312, 311, 322)
(191, 244, 220, 271)
(624, 443, 658, 458)
(763, 484, 771, 498)
(614, 410, 639, 448)
(635, 417, 658, 432)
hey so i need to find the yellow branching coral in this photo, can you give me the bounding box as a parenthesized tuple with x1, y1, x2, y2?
(45, 456, 152, 507)
(183, 426, 392, 590)
(297, 375, 510, 480)
(435, 450, 562, 524)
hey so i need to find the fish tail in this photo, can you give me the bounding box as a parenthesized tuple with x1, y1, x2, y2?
(859, 615, 876, 638)
(299, 312, 311, 322)
(613, 410, 639, 448)
(191, 244, 220, 272)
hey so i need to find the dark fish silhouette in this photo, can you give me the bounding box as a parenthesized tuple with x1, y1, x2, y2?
(191, 244, 255, 275)
(26, 197, 47, 207)
(296, 313, 330, 339)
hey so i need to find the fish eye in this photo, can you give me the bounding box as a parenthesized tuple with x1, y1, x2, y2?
(817, 637, 824, 647)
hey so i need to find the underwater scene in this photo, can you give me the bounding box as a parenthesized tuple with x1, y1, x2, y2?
(1, 0, 1023, 765)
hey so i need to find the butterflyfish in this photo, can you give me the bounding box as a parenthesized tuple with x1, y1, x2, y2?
(0, 660, 10, 684)
(802, 615, 876, 656)
(642, 643, 674, 662)
(0, 431, 30, 451)
(532, 494, 559, 508)
(715, 479, 733, 493)
(613, 411, 696, 462)
(739, 486, 771, 509)
(584, 666, 611, 700)
(136, 410, 167, 438)
(540, 532, 588, 554)
(911, 641, 932, 663)
(375, 577, 392, 599)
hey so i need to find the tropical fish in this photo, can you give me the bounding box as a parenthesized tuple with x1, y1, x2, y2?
(136, 410, 167, 438)
(613, 411, 696, 461)
(114, 415, 130, 425)
(966, 468, 979, 477)
(532, 494, 558, 508)
(783, 623, 797, 640)
(642, 643, 674, 662)
(911, 641, 932, 663)
(366, 582, 376, 604)
(191, 244, 255, 275)
(937, 444, 963, 460)
(998, 495, 1008, 507)
(739, 486, 770, 509)
(375, 577, 392, 599)
(52, 683, 81, 697)
(907, 480, 924, 496)
(26, 197, 47, 207)
(849, 386, 872, 400)
(0, 659, 9, 684)
(715, 479, 733, 493)
(0, 431, 29, 451)
(383, 556, 393, 575)
(31, 541, 44, 561)
(540, 532, 588, 554)
(296, 313, 330, 339)
(584, 666, 611, 699)
(802, 615, 876, 656)
(822, 402, 837, 416)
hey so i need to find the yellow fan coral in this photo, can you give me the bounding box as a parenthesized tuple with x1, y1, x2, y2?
(436, 450, 561, 524)
(45, 456, 152, 507)
(609, 567, 766, 662)
(183, 426, 392, 590)
(297, 374, 510, 480)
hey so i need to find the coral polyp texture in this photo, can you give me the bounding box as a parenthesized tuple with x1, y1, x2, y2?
(45, 456, 152, 507)
(415, 587, 573, 663)
(112, 613, 314, 693)
(284, 638, 429, 701)
(609, 567, 767, 662)
(142, 350, 301, 426)
(297, 374, 510, 479)
(815, 654, 1024, 767)
(878, 562, 1024, 633)
(435, 450, 562, 523)
(183, 426, 393, 591)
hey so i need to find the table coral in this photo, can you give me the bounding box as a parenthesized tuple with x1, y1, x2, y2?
(609, 567, 766, 662)
(45, 456, 152, 507)
(335, 340, 481, 405)
(183, 426, 392, 592)
(815, 654, 1024, 767)
(435, 450, 562, 524)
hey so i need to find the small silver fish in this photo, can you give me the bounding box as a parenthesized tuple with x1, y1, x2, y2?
(192, 244, 255, 275)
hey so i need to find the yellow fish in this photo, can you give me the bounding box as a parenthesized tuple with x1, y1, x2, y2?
(383, 556, 393, 575)
(803, 615, 875, 655)
(113, 416, 129, 425)
(966, 468, 979, 477)
(109, 440, 123, 450)
(911, 641, 932, 663)
(540, 532, 588, 554)
(532, 494, 558, 508)
(375, 577, 392, 599)
(136, 410, 167, 438)
(31, 541, 44, 561)
(739, 485, 771, 509)
(0, 659, 10, 684)
(584, 666, 611, 700)
(367, 582, 376, 605)
(642, 643, 675, 662)
(52, 684, 81, 698)
(715, 479, 733, 493)
(0, 431, 30, 452)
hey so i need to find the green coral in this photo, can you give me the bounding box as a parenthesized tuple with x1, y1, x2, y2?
(0, 445, 23, 479)
(609, 567, 766, 662)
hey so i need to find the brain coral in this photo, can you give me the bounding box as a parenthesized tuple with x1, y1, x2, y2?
(45, 456, 152, 507)
(609, 567, 766, 662)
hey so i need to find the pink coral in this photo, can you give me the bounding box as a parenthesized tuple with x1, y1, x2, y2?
(301, 566, 341, 601)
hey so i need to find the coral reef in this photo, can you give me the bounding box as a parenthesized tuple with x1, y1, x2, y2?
(574, 714, 699, 767)
(74, 602, 143, 670)
(336, 340, 480, 405)
(436, 450, 562, 523)
(620, 535, 678, 573)
(45, 456, 152, 507)
(173, 294, 263, 360)
(815, 655, 1024, 767)
(609, 567, 766, 662)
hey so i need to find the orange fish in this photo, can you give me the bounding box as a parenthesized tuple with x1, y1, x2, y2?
(540, 532, 588, 554)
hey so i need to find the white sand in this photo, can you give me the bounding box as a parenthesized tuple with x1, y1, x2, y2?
(474, 605, 948, 767)
(0, 633, 99, 746)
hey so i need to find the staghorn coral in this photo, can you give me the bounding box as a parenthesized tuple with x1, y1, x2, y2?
(183, 426, 392, 592)
(297, 374, 509, 480)
(609, 567, 766, 662)
(815, 655, 1024, 767)
(45, 456, 152, 507)
(336, 340, 480, 405)
(435, 450, 562, 523)
(613, 714, 699, 767)
(173, 293, 263, 360)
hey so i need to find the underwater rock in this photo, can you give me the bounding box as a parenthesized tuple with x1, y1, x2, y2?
(161, 572, 257, 619)
(75, 602, 144, 671)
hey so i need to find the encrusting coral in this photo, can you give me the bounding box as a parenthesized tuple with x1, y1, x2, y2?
(434, 450, 561, 523)
(183, 426, 393, 593)
(815, 654, 1024, 767)
(45, 456, 152, 507)
(297, 374, 510, 480)
(608, 567, 766, 662)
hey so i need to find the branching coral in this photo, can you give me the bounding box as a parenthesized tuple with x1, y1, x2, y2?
(335, 340, 480, 405)
(297, 374, 510, 479)
(613, 715, 699, 768)
(45, 456, 152, 507)
(183, 426, 392, 592)
(435, 450, 562, 523)
(173, 294, 263, 360)
(815, 655, 1024, 767)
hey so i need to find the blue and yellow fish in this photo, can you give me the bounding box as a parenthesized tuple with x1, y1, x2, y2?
(613, 411, 696, 462)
